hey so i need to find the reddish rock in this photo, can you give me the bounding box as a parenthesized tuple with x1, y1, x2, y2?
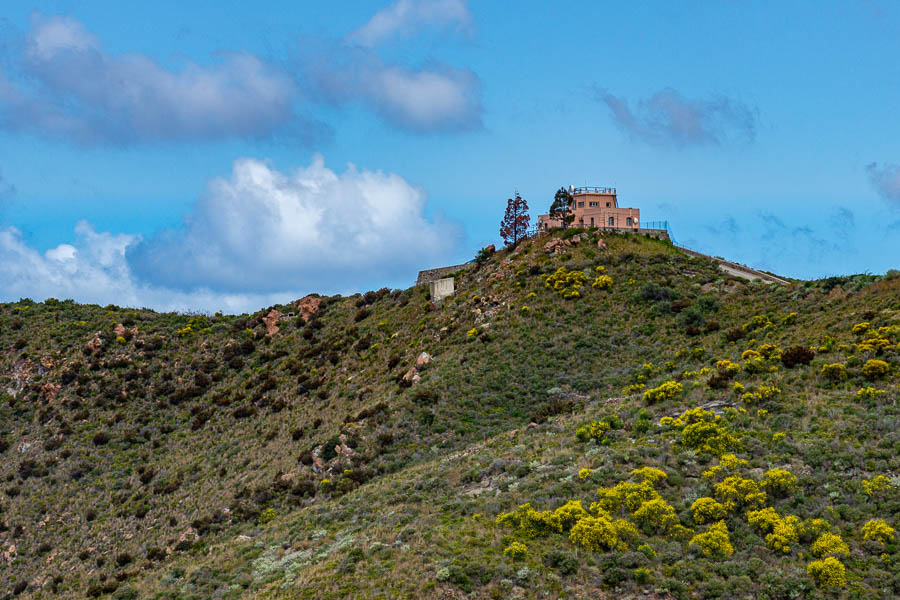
(416, 352, 433, 368)
(293, 295, 322, 322)
(483, 244, 495, 254)
(262, 309, 282, 336)
(597, 238, 608, 250)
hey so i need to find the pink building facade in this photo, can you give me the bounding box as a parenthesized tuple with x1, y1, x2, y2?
(537, 187, 640, 231)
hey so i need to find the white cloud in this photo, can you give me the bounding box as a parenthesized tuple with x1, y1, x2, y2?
(0, 222, 299, 313)
(303, 46, 482, 132)
(347, 0, 473, 47)
(597, 87, 758, 147)
(866, 162, 900, 206)
(127, 154, 459, 293)
(0, 14, 321, 144)
(0, 156, 457, 313)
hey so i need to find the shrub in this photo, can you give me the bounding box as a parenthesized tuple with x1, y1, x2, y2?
(592, 275, 613, 290)
(643, 381, 682, 403)
(761, 469, 798, 497)
(821, 363, 847, 382)
(503, 541, 527, 560)
(806, 556, 847, 587)
(542, 549, 578, 575)
(861, 519, 895, 545)
(688, 521, 734, 559)
(691, 497, 727, 524)
(862, 359, 890, 379)
(569, 515, 625, 552)
(715, 360, 740, 377)
(852, 322, 870, 335)
(575, 420, 609, 443)
(781, 345, 814, 368)
(862, 474, 894, 497)
(632, 498, 679, 533)
(682, 420, 740, 457)
(811, 533, 849, 558)
(630, 466, 667, 484)
(544, 267, 588, 299)
(747, 508, 799, 553)
(714, 476, 766, 511)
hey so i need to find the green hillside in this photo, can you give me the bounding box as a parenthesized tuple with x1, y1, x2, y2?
(2, 230, 899, 599)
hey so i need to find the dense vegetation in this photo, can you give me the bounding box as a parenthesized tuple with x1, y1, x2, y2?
(1, 230, 899, 599)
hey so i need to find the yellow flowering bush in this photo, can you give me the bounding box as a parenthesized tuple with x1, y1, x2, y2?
(691, 497, 728, 524)
(544, 266, 588, 299)
(643, 381, 683, 403)
(568, 515, 624, 552)
(861, 519, 895, 545)
(503, 541, 527, 560)
(496, 500, 590, 537)
(630, 466, 667, 484)
(852, 321, 871, 335)
(807, 556, 847, 587)
(857, 386, 887, 400)
(862, 359, 890, 379)
(681, 420, 741, 457)
(632, 498, 679, 533)
(716, 360, 741, 376)
(862, 474, 894, 497)
(688, 521, 734, 559)
(747, 508, 799, 553)
(575, 420, 609, 443)
(714, 476, 766, 511)
(592, 274, 613, 289)
(811, 533, 850, 558)
(594, 481, 659, 513)
(761, 468, 798, 497)
(578, 468, 594, 480)
(757, 344, 782, 360)
(741, 349, 761, 360)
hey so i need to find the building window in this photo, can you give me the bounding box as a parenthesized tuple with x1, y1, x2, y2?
(608, 217, 614, 227)
(590, 217, 594, 226)
(577, 202, 584, 208)
(606, 202, 610, 208)
(589, 201, 599, 207)
(626, 217, 632, 226)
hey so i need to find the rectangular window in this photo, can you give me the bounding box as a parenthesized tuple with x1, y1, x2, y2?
(589, 201, 599, 207)
(590, 217, 594, 226)
(608, 217, 614, 227)
(577, 202, 584, 208)
(606, 202, 610, 208)
(626, 217, 632, 226)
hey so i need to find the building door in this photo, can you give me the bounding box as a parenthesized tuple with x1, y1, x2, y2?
(590, 217, 594, 227)
(608, 216, 614, 227)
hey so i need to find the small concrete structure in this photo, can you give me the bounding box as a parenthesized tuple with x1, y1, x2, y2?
(416, 263, 471, 286)
(429, 277, 455, 304)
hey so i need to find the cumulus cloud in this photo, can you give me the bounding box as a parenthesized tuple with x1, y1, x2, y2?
(347, 0, 473, 47)
(865, 162, 900, 206)
(303, 47, 482, 132)
(597, 87, 758, 147)
(0, 14, 324, 144)
(0, 155, 458, 312)
(0, 221, 297, 313)
(127, 154, 458, 293)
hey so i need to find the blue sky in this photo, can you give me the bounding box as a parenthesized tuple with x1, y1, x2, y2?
(1, 1, 899, 312)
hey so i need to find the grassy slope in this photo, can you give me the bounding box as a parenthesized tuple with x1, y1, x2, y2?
(1, 230, 899, 599)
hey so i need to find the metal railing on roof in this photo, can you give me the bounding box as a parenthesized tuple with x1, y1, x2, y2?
(572, 186, 616, 195)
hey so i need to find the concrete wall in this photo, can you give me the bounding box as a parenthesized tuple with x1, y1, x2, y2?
(429, 277, 455, 304)
(416, 263, 471, 286)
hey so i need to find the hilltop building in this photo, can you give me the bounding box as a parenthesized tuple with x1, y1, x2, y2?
(537, 186, 640, 232)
